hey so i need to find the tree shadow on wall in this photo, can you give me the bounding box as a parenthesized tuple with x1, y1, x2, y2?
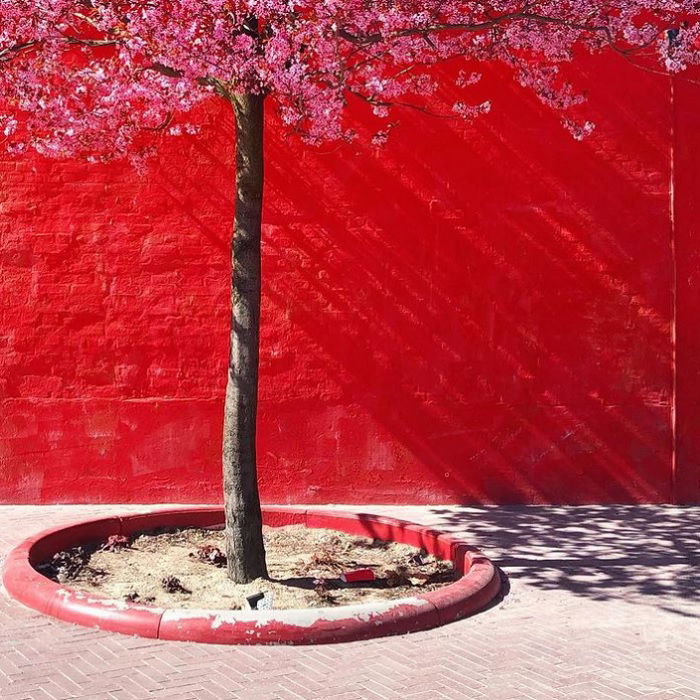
(422, 505, 700, 618)
(259, 58, 674, 504)
(153, 56, 676, 504)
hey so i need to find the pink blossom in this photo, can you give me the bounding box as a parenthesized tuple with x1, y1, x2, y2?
(0, 2, 698, 159)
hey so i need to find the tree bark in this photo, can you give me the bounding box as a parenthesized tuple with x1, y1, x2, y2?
(222, 92, 268, 583)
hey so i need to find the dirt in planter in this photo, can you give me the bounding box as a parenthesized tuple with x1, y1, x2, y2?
(38, 525, 456, 610)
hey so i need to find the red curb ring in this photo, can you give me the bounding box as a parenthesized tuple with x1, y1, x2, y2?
(2, 507, 501, 645)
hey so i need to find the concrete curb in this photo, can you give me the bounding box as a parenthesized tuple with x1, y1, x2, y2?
(2, 506, 501, 645)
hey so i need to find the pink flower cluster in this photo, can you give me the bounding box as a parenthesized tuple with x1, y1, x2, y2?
(1, 2, 699, 160)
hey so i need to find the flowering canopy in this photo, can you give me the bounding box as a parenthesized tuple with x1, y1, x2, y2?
(1, 1, 700, 161)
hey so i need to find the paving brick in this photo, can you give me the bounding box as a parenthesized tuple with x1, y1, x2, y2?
(0, 505, 699, 699)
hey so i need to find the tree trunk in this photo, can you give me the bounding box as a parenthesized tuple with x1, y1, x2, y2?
(222, 92, 268, 583)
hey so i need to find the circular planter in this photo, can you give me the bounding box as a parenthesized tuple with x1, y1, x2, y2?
(2, 506, 501, 645)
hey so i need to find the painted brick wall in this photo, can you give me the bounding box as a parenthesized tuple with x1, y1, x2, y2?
(1, 55, 697, 504)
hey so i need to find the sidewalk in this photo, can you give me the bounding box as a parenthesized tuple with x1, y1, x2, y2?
(1, 504, 699, 699)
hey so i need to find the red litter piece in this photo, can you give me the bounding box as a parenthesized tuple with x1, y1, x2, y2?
(340, 568, 375, 583)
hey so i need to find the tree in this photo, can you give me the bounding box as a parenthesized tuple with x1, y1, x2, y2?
(1, 2, 699, 583)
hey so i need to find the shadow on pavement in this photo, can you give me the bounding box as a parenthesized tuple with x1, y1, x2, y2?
(424, 505, 699, 617)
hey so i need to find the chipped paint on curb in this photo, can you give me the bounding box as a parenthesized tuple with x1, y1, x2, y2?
(2, 507, 501, 645)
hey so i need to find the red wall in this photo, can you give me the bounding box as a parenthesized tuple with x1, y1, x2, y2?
(1, 55, 698, 504)
(673, 68, 700, 505)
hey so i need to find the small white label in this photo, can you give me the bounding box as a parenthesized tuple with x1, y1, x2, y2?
(257, 593, 274, 610)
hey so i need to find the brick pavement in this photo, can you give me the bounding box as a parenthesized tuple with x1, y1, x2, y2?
(0, 504, 698, 699)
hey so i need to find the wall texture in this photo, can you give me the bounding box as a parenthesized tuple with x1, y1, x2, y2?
(1, 55, 698, 505)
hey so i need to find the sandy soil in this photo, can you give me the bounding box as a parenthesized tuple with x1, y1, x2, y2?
(39, 525, 455, 610)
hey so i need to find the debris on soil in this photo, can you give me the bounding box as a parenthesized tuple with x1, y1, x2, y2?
(161, 576, 191, 595)
(313, 577, 331, 593)
(340, 568, 376, 583)
(124, 591, 156, 604)
(85, 566, 108, 586)
(313, 578, 338, 605)
(190, 544, 227, 568)
(36, 547, 91, 583)
(424, 568, 456, 585)
(409, 552, 426, 566)
(384, 568, 411, 588)
(100, 535, 131, 552)
(39, 525, 456, 610)
(309, 546, 345, 574)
